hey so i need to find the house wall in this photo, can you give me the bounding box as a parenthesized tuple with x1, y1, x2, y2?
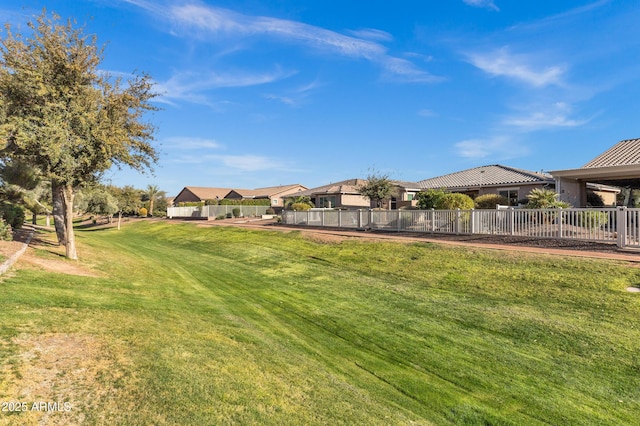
(224, 191, 243, 200)
(271, 186, 307, 208)
(593, 190, 617, 206)
(173, 189, 201, 204)
(556, 178, 582, 206)
(339, 194, 371, 208)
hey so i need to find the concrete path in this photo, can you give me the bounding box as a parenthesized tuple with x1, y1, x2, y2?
(0, 225, 35, 275)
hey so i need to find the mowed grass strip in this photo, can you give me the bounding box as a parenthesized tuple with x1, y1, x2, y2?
(1, 221, 640, 425)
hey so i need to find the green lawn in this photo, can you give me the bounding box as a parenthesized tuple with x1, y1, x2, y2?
(1, 221, 640, 425)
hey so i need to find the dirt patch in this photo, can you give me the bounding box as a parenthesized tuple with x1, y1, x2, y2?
(0, 240, 26, 262)
(15, 248, 101, 278)
(301, 232, 351, 244)
(0, 333, 129, 425)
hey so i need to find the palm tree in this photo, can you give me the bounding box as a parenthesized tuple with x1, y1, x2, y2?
(144, 184, 164, 216)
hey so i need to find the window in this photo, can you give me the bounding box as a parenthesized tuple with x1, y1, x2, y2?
(317, 195, 337, 208)
(498, 189, 519, 206)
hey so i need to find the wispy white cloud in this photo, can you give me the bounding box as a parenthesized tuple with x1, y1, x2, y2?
(418, 109, 437, 117)
(508, 0, 610, 31)
(347, 28, 393, 42)
(454, 136, 529, 159)
(154, 68, 295, 105)
(502, 102, 589, 130)
(467, 47, 565, 87)
(463, 0, 499, 12)
(131, 1, 439, 83)
(163, 137, 223, 150)
(172, 152, 290, 172)
(263, 79, 323, 107)
(263, 93, 296, 106)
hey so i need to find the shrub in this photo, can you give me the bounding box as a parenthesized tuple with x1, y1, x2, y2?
(139, 207, 148, 217)
(265, 207, 275, 215)
(579, 211, 609, 229)
(215, 214, 226, 220)
(475, 194, 509, 209)
(226, 212, 233, 218)
(0, 218, 12, 241)
(0, 203, 25, 229)
(416, 189, 447, 209)
(526, 188, 571, 209)
(291, 203, 312, 211)
(232, 207, 241, 218)
(437, 193, 475, 210)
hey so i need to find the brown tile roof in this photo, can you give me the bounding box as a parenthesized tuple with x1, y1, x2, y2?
(418, 165, 553, 190)
(180, 186, 233, 200)
(582, 138, 640, 168)
(294, 179, 368, 196)
(231, 184, 306, 198)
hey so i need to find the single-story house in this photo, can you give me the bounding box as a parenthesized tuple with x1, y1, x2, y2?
(418, 164, 619, 207)
(417, 165, 555, 206)
(173, 187, 234, 206)
(551, 138, 637, 207)
(224, 184, 307, 209)
(286, 178, 421, 210)
(288, 179, 371, 209)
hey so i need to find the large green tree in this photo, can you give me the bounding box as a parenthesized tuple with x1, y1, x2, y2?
(0, 11, 158, 259)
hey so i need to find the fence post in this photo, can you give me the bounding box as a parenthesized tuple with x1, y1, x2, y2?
(338, 210, 342, 228)
(617, 207, 627, 248)
(431, 209, 435, 233)
(455, 209, 461, 235)
(358, 210, 362, 229)
(470, 209, 475, 234)
(369, 209, 374, 229)
(397, 210, 402, 232)
(558, 208, 563, 239)
(509, 207, 514, 235)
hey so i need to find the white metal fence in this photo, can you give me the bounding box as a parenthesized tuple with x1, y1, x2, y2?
(281, 207, 640, 249)
(167, 205, 271, 219)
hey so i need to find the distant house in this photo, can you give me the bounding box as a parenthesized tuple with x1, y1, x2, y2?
(289, 179, 371, 209)
(173, 187, 234, 206)
(287, 179, 421, 210)
(417, 165, 555, 206)
(224, 184, 307, 209)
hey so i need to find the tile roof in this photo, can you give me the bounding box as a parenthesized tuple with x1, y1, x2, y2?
(417, 165, 553, 189)
(181, 186, 233, 200)
(231, 184, 306, 198)
(582, 138, 640, 168)
(294, 179, 368, 196)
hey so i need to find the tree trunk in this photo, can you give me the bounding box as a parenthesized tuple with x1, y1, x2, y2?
(149, 199, 154, 216)
(52, 183, 67, 246)
(45, 213, 51, 228)
(32, 212, 37, 225)
(117, 211, 122, 230)
(62, 184, 78, 260)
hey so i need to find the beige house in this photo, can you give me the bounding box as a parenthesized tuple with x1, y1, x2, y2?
(287, 179, 421, 209)
(224, 184, 307, 209)
(417, 165, 556, 206)
(289, 179, 371, 209)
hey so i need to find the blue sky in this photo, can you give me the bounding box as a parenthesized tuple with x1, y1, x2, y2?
(3, 0, 640, 196)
